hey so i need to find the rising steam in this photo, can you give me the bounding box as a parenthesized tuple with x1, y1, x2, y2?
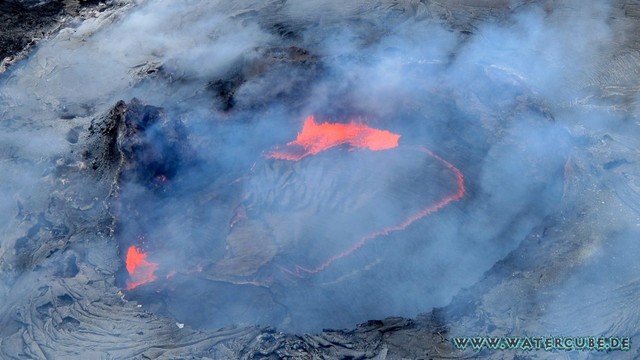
(1, 0, 628, 336)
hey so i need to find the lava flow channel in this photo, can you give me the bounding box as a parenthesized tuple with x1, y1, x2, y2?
(266, 116, 465, 276)
(125, 246, 159, 290)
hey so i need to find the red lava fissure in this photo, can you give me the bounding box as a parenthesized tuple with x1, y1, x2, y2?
(124, 116, 465, 288)
(266, 116, 466, 277)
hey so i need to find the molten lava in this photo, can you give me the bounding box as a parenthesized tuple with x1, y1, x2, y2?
(267, 116, 400, 160)
(125, 246, 159, 290)
(266, 115, 466, 277)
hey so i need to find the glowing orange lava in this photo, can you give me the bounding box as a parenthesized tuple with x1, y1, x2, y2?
(267, 116, 400, 160)
(126, 246, 159, 290)
(268, 116, 466, 277)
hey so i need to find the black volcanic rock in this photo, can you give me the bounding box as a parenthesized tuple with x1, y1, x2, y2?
(0, 0, 118, 72)
(207, 46, 320, 112)
(0, 1, 64, 61)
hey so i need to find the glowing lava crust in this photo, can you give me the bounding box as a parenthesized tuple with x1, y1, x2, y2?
(266, 116, 465, 277)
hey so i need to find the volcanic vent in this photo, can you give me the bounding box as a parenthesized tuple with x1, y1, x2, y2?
(106, 99, 466, 330)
